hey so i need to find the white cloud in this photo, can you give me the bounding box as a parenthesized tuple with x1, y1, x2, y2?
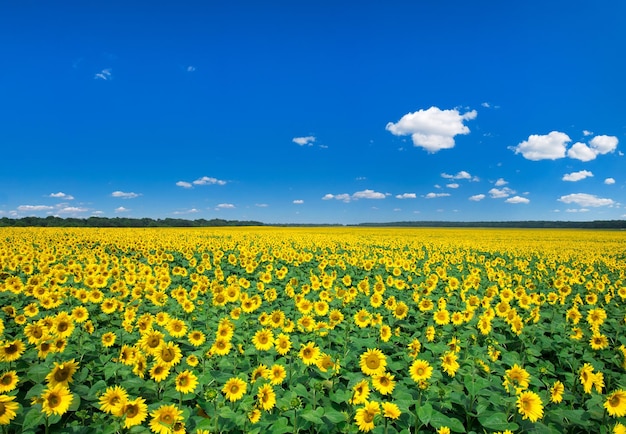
(446, 183, 459, 189)
(386, 106, 477, 152)
(469, 194, 486, 201)
(562, 170, 593, 182)
(352, 189, 386, 199)
(292, 136, 316, 146)
(604, 178, 616, 185)
(494, 178, 508, 187)
(505, 196, 530, 204)
(58, 206, 88, 213)
(293, 199, 304, 204)
(558, 193, 615, 207)
(489, 187, 515, 198)
(441, 171, 472, 180)
(511, 131, 570, 161)
(566, 208, 590, 213)
(424, 192, 450, 199)
(481, 102, 491, 108)
(322, 193, 352, 203)
(395, 193, 417, 199)
(114, 206, 129, 213)
(589, 135, 618, 155)
(17, 205, 54, 212)
(176, 181, 193, 188)
(255, 203, 269, 207)
(49, 192, 74, 200)
(216, 203, 235, 209)
(94, 68, 112, 80)
(567, 142, 597, 161)
(173, 208, 199, 215)
(111, 191, 140, 199)
(193, 176, 227, 186)
(583, 130, 593, 136)
(186, 66, 196, 72)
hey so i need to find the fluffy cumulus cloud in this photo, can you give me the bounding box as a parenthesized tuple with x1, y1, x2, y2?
(558, 193, 614, 207)
(193, 176, 227, 186)
(489, 187, 515, 198)
(322, 190, 386, 203)
(395, 193, 417, 199)
(292, 136, 316, 146)
(604, 178, 616, 185)
(446, 183, 459, 189)
(511, 131, 570, 161)
(505, 196, 530, 204)
(469, 194, 486, 201)
(114, 206, 129, 213)
(386, 106, 477, 152)
(513, 131, 618, 162)
(111, 191, 140, 199)
(562, 170, 593, 182)
(49, 192, 74, 200)
(176, 181, 193, 188)
(494, 178, 508, 187)
(441, 171, 474, 180)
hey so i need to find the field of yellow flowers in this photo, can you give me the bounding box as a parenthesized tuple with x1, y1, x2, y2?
(1, 227, 625, 434)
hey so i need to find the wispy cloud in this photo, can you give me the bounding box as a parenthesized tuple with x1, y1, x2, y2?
(58, 206, 88, 213)
(49, 192, 74, 200)
(469, 194, 486, 201)
(173, 208, 199, 215)
(395, 193, 416, 199)
(186, 66, 196, 72)
(292, 199, 304, 204)
(17, 205, 54, 212)
(111, 191, 141, 199)
(176, 181, 193, 188)
(446, 183, 459, 189)
(216, 203, 235, 209)
(94, 68, 112, 80)
(322, 189, 386, 203)
(441, 171, 475, 180)
(193, 176, 227, 186)
(424, 192, 451, 199)
(494, 178, 508, 187)
(386, 106, 477, 153)
(292, 136, 316, 146)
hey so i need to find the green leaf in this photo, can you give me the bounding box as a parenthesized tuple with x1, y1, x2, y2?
(21, 408, 45, 431)
(417, 402, 433, 425)
(430, 410, 466, 433)
(26, 363, 50, 383)
(463, 374, 491, 397)
(478, 412, 518, 431)
(25, 383, 45, 400)
(301, 407, 324, 425)
(268, 417, 292, 434)
(324, 408, 347, 423)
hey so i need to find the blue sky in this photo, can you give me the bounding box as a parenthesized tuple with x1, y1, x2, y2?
(1, 1, 625, 224)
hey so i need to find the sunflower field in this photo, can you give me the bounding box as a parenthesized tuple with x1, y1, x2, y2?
(0, 227, 625, 434)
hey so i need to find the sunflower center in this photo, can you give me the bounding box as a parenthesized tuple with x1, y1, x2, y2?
(57, 322, 69, 332)
(366, 356, 380, 369)
(126, 404, 139, 417)
(417, 367, 424, 375)
(0, 403, 5, 414)
(609, 395, 620, 407)
(230, 385, 239, 394)
(363, 411, 375, 423)
(54, 368, 70, 382)
(179, 377, 189, 386)
(48, 393, 60, 408)
(162, 414, 172, 424)
(32, 328, 44, 338)
(162, 349, 175, 362)
(1, 375, 11, 385)
(5, 344, 17, 355)
(148, 337, 160, 348)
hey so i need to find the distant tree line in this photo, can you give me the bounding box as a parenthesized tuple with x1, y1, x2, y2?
(0, 216, 625, 229)
(0, 216, 264, 227)
(355, 220, 626, 229)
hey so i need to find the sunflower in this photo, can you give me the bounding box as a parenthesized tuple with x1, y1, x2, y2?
(138, 330, 164, 355)
(350, 380, 370, 405)
(269, 364, 287, 385)
(166, 319, 188, 338)
(503, 364, 530, 393)
(605, 390, 626, 417)
(175, 370, 198, 394)
(0, 340, 25, 363)
(149, 363, 171, 383)
(382, 401, 401, 420)
(354, 401, 380, 432)
(0, 371, 19, 393)
(101, 332, 117, 348)
(156, 342, 182, 367)
(46, 359, 79, 387)
(70, 306, 89, 323)
(222, 378, 247, 402)
(550, 380, 564, 404)
(379, 325, 392, 342)
(0, 394, 19, 425)
(579, 363, 596, 394)
(41, 384, 73, 417)
(252, 328, 274, 351)
(257, 383, 277, 411)
(409, 359, 433, 383)
(251, 364, 270, 383)
(186, 355, 199, 367)
(354, 309, 371, 328)
(53, 312, 75, 338)
(434, 309, 450, 325)
(590, 333, 609, 350)
(359, 348, 387, 376)
(298, 342, 321, 366)
(187, 330, 206, 347)
(121, 396, 148, 429)
(24, 322, 48, 344)
(372, 372, 395, 395)
(211, 337, 232, 356)
(392, 302, 409, 320)
(440, 351, 460, 377)
(516, 391, 544, 422)
(437, 427, 451, 434)
(149, 404, 183, 434)
(99, 385, 129, 415)
(248, 408, 262, 423)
